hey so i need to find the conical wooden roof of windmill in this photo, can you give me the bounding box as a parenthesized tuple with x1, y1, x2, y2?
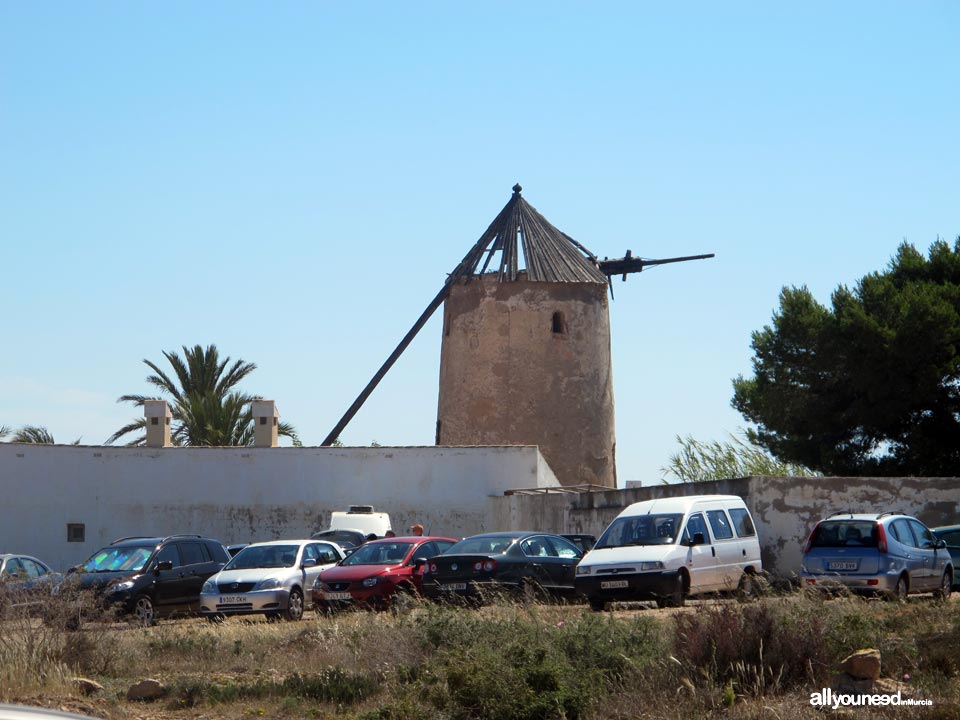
(447, 184, 608, 285)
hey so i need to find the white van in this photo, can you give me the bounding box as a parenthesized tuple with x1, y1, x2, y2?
(575, 495, 762, 611)
(329, 506, 392, 537)
(311, 506, 393, 548)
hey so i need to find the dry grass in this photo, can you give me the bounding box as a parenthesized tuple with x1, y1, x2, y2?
(0, 592, 957, 719)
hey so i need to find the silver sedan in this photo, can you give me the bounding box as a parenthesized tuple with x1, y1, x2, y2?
(199, 540, 343, 621)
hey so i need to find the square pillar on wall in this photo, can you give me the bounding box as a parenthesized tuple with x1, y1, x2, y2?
(252, 400, 279, 448)
(144, 400, 172, 448)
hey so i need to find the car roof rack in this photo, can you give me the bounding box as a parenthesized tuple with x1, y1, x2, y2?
(110, 536, 157, 544)
(161, 534, 204, 542)
(826, 511, 856, 518)
(876, 511, 904, 519)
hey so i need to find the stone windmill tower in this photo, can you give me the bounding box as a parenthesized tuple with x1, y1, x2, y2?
(323, 185, 711, 488)
(436, 186, 616, 487)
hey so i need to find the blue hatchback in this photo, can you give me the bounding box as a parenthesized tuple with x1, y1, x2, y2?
(801, 512, 953, 600)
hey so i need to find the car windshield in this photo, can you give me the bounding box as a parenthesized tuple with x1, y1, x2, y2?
(225, 544, 301, 570)
(342, 542, 412, 566)
(595, 514, 684, 549)
(81, 545, 154, 573)
(810, 521, 879, 548)
(446, 536, 516, 555)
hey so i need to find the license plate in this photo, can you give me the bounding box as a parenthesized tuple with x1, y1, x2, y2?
(601, 580, 629, 589)
(440, 583, 467, 591)
(219, 595, 247, 603)
(322, 592, 352, 601)
(827, 561, 858, 571)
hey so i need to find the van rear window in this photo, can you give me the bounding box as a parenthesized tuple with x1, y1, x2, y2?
(729, 508, 756, 538)
(810, 521, 878, 548)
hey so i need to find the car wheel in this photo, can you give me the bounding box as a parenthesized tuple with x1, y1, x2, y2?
(133, 594, 157, 626)
(886, 575, 908, 602)
(588, 597, 607, 612)
(736, 572, 766, 602)
(736, 572, 755, 602)
(284, 588, 304, 621)
(518, 579, 546, 606)
(391, 584, 418, 614)
(934, 570, 953, 601)
(660, 571, 687, 608)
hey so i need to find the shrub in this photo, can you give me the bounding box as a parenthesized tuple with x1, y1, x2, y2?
(673, 600, 831, 692)
(406, 605, 666, 720)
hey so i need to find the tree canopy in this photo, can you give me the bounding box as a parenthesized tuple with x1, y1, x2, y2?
(732, 238, 960, 476)
(108, 344, 300, 447)
(661, 431, 819, 483)
(2, 425, 80, 444)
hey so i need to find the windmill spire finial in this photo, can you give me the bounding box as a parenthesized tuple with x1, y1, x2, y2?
(512, 183, 522, 195)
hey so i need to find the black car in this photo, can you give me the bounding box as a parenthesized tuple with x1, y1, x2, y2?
(562, 534, 597, 554)
(310, 529, 367, 549)
(932, 525, 960, 589)
(422, 532, 583, 603)
(68, 535, 229, 624)
(0, 554, 63, 614)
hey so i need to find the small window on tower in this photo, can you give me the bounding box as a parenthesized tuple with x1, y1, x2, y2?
(552, 311, 567, 335)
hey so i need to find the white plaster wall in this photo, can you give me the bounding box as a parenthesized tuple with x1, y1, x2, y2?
(0, 444, 559, 571)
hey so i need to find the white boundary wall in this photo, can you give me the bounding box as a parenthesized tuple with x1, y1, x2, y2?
(1, 444, 559, 571)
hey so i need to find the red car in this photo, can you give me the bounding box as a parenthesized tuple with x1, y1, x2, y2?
(312, 536, 456, 610)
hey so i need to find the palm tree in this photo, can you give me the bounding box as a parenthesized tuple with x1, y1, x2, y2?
(8, 425, 81, 444)
(108, 344, 300, 447)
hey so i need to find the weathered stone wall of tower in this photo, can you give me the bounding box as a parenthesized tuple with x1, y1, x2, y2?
(437, 273, 616, 488)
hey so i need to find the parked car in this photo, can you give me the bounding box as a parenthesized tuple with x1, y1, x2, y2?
(422, 532, 583, 604)
(226, 543, 249, 557)
(0, 705, 100, 719)
(200, 539, 344, 621)
(311, 506, 392, 549)
(575, 495, 763, 611)
(310, 529, 367, 549)
(932, 525, 960, 588)
(0, 554, 63, 614)
(562, 534, 596, 554)
(68, 534, 230, 624)
(801, 512, 954, 600)
(314, 536, 456, 611)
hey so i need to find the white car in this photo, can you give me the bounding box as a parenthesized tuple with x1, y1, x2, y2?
(199, 540, 343, 621)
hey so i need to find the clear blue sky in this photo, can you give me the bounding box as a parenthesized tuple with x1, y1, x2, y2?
(2, 3, 957, 486)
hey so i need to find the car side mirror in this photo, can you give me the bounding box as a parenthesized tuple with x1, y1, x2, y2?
(155, 560, 174, 572)
(937, 539, 948, 550)
(686, 532, 705, 547)
(302, 557, 317, 568)
(411, 557, 427, 568)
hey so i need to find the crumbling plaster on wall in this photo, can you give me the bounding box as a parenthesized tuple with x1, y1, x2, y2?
(491, 476, 960, 579)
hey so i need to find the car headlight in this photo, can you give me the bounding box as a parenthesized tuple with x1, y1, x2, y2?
(576, 565, 591, 576)
(202, 579, 217, 593)
(255, 578, 281, 591)
(361, 577, 380, 588)
(639, 562, 664, 571)
(110, 580, 135, 592)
